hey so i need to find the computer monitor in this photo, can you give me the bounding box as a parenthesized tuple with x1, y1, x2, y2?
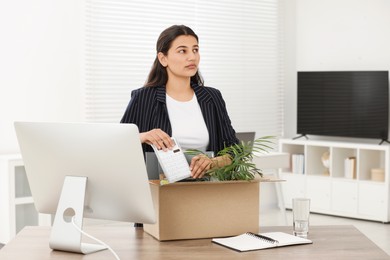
(14, 122, 156, 255)
(236, 132, 256, 144)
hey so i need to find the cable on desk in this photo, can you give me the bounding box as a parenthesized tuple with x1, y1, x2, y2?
(71, 217, 120, 260)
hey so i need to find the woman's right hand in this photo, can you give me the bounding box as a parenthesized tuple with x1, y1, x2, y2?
(140, 129, 174, 151)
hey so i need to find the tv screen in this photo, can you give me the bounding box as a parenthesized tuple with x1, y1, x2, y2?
(297, 71, 389, 140)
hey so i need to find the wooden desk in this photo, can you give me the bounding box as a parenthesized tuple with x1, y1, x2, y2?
(0, 225, 389, 259)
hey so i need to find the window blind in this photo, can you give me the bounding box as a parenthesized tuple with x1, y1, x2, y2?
(83, 0, 284, 138)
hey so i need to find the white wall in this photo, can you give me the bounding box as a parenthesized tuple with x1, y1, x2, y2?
(3, 1, 390, 154)
(284, 0, 390, 141)
(0, 1, 82, 154)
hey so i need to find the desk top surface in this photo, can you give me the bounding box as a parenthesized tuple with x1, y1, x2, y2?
(0, 225, 388, 260)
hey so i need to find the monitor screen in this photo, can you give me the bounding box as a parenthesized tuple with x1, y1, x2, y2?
(14, 122, 156, 224)
(297, 71, 389, 140)
(236, 132, 256, 144)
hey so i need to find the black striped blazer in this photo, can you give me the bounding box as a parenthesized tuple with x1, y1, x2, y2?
(120, 83, 239, 156)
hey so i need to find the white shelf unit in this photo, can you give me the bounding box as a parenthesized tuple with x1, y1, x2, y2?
(279, 139, 390, 223)
(0, 154, 51, 244)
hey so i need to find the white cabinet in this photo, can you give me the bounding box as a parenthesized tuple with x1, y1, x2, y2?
(279, 139, 390, 222)
(306, 176, 331, 212)
(358, 181, 386, 220)
(331, 179, 358, 215)
(280, 173, 305, 208)
(0, 155, 51, 244)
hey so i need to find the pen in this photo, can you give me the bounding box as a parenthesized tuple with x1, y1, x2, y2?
(246, 232, 279, 245)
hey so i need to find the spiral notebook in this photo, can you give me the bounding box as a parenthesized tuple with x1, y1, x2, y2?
(212, 232, 312, 252)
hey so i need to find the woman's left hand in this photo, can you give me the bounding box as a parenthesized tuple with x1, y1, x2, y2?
(189, 154, 213, 178)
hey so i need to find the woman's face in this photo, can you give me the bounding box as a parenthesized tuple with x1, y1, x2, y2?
(158, 35, 200, 80)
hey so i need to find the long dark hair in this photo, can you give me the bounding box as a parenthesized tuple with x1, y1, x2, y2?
(144, 25, 204, 87)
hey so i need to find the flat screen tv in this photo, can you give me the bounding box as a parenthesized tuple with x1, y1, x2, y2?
(297, 71, 389, 141)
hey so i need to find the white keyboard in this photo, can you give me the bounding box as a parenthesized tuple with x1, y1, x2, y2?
(151, 137, 191, 183)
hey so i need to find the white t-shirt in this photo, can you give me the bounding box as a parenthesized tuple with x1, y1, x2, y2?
(166, 93, 209, 152)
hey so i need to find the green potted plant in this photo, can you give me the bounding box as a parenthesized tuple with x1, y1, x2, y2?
(187, 136, 274, 181)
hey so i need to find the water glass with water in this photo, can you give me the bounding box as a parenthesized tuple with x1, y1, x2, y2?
(292, 198, 310, 238)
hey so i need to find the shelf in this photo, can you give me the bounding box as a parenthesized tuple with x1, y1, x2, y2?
(359, 149, 386, 182)
(332, 147, 357, 179)
(280, 144, 304, 173)
(14, 197, 34, 205)
(15, 204, 39, 234)
(332, 176, 358, 182)
(306, 145, 329, 176)
(279, 139, 390, 222)
(0, 154, 52, 244)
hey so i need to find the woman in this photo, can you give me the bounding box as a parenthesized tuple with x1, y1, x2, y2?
(121, 25, 238, 179)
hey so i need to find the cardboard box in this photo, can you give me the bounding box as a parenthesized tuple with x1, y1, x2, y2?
(144, 179, 261, 241)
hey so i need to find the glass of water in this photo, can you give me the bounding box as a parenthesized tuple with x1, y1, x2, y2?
(292, 198, 310, 238)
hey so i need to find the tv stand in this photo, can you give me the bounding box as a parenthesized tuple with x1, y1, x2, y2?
(379, 139, 390, 145)
(279, 138, 390, 222)
(292, 134, 308, 140)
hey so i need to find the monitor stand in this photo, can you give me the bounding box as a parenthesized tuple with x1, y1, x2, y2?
(49, 176, 107, 254)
